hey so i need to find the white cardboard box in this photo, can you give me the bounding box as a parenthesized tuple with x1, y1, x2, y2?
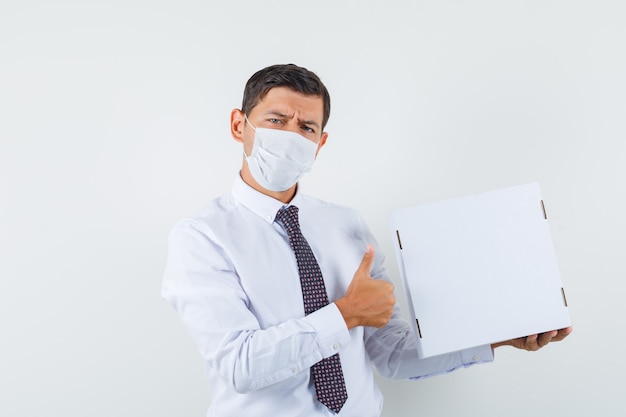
(389, 183, 571, 358)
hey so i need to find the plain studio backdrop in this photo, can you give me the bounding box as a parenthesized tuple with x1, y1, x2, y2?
(1, 1, 624, 416)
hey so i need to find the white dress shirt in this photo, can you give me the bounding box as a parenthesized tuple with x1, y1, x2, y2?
(162, 176, 493, 417)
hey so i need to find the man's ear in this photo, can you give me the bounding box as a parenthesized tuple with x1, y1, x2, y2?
(315, 132, 329, 157)
(231, 109, 245, 143)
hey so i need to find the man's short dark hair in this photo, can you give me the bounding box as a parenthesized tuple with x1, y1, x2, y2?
(242, 64, 331, 129)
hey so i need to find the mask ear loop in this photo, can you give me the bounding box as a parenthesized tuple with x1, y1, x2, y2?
(244, 114, 257, 131)
(243, 114, 255, 159)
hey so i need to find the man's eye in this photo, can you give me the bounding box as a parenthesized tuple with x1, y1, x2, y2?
(268, 118, 282, 124)
(301, 126, 314, 133)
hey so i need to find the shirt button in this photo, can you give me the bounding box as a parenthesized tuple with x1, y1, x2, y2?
(332, 343, 341, 350)
(472, 355, 481, 361)
(292, 367, 298, 374)
(266, 215, 273, 221)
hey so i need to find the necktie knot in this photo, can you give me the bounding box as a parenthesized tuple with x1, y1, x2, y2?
(276, 206, 300, 238)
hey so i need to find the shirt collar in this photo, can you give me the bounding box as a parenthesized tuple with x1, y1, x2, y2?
(231, 174, 303, 224)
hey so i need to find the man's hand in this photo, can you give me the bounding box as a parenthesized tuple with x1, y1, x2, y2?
(335, 245, 395, 329)
(492, 327, 573, 351)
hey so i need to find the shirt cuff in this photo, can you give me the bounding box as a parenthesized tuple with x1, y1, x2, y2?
(304, 303, 351, 359)
(459, 344, 494, 365)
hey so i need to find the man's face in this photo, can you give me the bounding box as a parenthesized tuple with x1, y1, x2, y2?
(241, 86, 328, 156)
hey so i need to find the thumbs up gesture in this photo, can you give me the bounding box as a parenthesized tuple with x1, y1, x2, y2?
(335, 245, 396, 329)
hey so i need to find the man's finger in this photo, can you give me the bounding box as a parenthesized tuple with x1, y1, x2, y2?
(548, 327, 573, 342)
(537, 330, 557, 348)
(356, 244, 375, 277)
(525, 334, 539, 350)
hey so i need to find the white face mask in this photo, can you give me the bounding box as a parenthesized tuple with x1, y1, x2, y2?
(244, 115, 319, 191)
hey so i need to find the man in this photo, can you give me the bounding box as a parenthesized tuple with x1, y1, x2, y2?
(162, 64, 572, 416)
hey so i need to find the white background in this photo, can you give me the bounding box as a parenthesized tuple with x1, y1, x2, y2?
(1, 1, 624, 416)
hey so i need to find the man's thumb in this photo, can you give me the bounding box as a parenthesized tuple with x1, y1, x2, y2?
(356, 244, 375, 277)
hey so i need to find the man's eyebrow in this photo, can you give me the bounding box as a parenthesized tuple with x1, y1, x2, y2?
(300, 119, 320, 129)
(264, 110, 291, 118)
(263, 110, 321, 129)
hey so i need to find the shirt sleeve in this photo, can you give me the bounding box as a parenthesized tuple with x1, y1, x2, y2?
(161, 218, 351, 393)
(364, 309, 494, 380)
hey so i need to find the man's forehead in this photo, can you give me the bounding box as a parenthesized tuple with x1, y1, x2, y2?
(254, 87, 324, 120)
